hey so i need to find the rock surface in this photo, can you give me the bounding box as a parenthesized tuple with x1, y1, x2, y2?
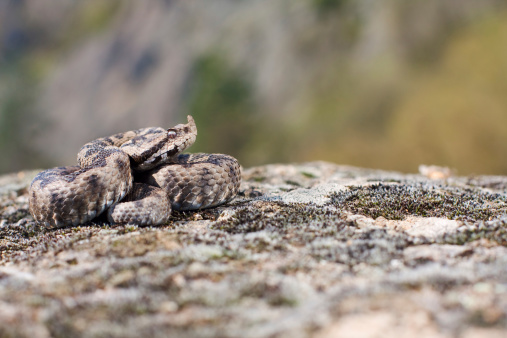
(1, 162, 507, 337)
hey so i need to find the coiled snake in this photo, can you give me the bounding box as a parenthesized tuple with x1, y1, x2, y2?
(29, 116, 241, 228)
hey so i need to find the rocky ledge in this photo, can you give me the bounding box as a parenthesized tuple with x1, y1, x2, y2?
(1, 162, 507, 337)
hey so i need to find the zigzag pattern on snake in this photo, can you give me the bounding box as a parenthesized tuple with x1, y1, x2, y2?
(29, 116, 241, 228)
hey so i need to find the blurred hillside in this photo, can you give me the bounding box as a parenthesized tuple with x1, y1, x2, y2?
(1, 0, 507, 174)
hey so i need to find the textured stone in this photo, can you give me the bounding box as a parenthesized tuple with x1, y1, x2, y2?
(0, 162, 506, 337)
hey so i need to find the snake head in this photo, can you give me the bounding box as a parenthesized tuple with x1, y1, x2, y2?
(124, 115, 197, 171)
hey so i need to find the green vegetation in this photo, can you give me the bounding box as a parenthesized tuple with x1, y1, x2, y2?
(302, 11, 507, 175)
(64, 1, 121, 44)
(442, 218, 507, 246)
(387, 13, 507, 174)
(185, 51, 257, 164)
(214, 201, 337, 234)
(312, 0, 348, 14)
(0, 62, 40, 173)
(331, 183, 507, 222)
(2, 2, 507, 175)
(0, 0, 122, 173)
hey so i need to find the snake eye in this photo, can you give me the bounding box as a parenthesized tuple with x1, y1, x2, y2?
(167, 129, 177, 139)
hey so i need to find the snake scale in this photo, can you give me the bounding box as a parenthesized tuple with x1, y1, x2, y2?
(29, 116, 241, 228)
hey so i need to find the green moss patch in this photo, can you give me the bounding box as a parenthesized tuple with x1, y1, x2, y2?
(331, 183, 507, 222)
(441, 217, 507, 246)
(213, 201, 338, 234)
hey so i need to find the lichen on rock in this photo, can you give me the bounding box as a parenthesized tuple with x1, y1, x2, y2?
(0, 162, 506, 337)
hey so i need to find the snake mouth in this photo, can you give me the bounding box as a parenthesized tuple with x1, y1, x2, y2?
(137, 146, 179, 170)
(133, 115, 197, 171)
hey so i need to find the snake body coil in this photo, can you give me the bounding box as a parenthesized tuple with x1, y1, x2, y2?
(29, 116, 241, 227)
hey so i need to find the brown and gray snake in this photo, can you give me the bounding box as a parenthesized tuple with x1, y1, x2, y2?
(28, 116, 241, 228)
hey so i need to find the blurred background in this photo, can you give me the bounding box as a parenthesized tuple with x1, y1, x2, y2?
(1, 0, 507, 175)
